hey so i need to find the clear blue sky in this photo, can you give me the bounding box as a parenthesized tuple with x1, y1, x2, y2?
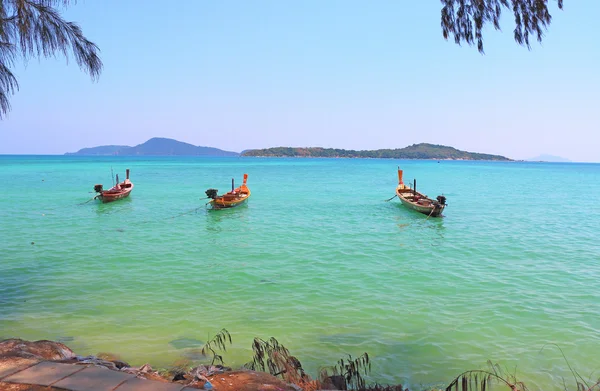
(1, 1, 598, 161)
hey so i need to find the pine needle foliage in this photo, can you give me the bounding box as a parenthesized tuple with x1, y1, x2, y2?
(0, 0, 102, 118)
(441, 0, 564, 53)
(200, 328, 232, 366)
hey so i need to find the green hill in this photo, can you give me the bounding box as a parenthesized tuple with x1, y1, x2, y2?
(241, 143, 511, 160)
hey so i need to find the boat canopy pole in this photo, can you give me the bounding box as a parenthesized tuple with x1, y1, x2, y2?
(232, 178, 235, 192)
(414, 179, 416, 196)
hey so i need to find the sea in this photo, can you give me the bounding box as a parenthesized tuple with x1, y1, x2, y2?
(0, 155, 599, 390)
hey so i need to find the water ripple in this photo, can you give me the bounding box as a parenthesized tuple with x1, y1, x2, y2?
(1, 157, 599, 390)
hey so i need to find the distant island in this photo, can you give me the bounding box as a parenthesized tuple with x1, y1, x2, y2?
(66, 139, 511, 160)
(527, 154, 571, 163)
(65, 137, 239, 157)
(242, 143, 511, 161)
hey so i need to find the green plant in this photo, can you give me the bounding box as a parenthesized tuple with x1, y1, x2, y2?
(201, 328, 232, 366)
(445, 361, 527, 391)
(339, 353, 372, 390)
(157, 360, 192, 382)
(320, 353, 371, 390)
(246, 337, 306, 383)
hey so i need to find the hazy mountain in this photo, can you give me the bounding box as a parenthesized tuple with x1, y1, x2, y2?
(527, 154, 571, 163)
(242, 143, 511, 161)
(66, 138, 239, 157)
(66, 145, 129, 156)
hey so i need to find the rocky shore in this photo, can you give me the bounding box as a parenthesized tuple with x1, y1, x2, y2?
(0, 338, 304, 391)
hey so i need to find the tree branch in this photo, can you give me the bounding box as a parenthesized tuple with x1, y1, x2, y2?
(441, 0, 564, 53)
(11, 0, 102, 80)
(0, 0, 102, 118)
(0, 60, 18, 118)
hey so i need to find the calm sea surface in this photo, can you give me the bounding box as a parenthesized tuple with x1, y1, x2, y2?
(1, 156, 599, 390)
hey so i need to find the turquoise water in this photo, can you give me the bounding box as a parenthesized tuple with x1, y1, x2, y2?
(1, 156, 599, 390)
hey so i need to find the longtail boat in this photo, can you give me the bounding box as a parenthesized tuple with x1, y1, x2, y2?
(395, 167, 446, 217)
(205, 174, 250, 209)
(94, 169, 134, 203)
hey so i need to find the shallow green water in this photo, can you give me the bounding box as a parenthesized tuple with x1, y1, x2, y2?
(1, 156, 599, 390)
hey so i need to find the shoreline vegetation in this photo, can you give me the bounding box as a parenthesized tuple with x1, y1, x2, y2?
(240, 144, 511, 161)
(2, 333, 591, 391)
(65, 138, 511, 161)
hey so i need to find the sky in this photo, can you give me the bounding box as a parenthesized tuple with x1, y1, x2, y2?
(0, 1, 599, 162)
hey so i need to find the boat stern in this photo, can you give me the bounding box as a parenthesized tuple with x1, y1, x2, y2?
(431, 195, 447, 217)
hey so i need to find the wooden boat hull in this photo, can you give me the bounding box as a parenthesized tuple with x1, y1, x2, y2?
(207, 174, 251, 210)
(395, 167, 446, 217)
(397, 187, 445, 217)
(98, 186, 133, 203)
(209, 190, 251, 209)
(94, 169, 134, 203)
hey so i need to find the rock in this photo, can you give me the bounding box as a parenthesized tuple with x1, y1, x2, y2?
(112, 360, 129, 369)
(96, 352, 120, 361)
(172, 372, 187, 382)
(0, 382, 67, 390)
(0, 340, 306, 391)
(139, 363, 153, 373)
(206, 370, 297, 391)
(0, 339, 76, 361)
(324, 375, 347, 390)
(136, 370, 173, 383)
(95, 352, 129, 369)
(0, 356, 39, 382)
(0, 339, 78, 391)
(192, 364, 231, 378)
(75, 355, 124, 370)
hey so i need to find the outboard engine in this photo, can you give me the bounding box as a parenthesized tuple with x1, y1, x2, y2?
(94, 184, 103, 193)
(436, 195, 447, 205)
(205, 188, 219, 199)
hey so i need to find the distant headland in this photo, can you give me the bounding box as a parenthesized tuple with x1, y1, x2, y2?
(66, 138, 511, 160)
(65, 137, 239, 157)
(242, 143, 511, 161)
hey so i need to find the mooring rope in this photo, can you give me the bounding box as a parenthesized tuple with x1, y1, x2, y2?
(169, 206, 205, 219)
(77, 196, 97, 205)
(79, 196, 209, 223)
(425, 207, 436, 220)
